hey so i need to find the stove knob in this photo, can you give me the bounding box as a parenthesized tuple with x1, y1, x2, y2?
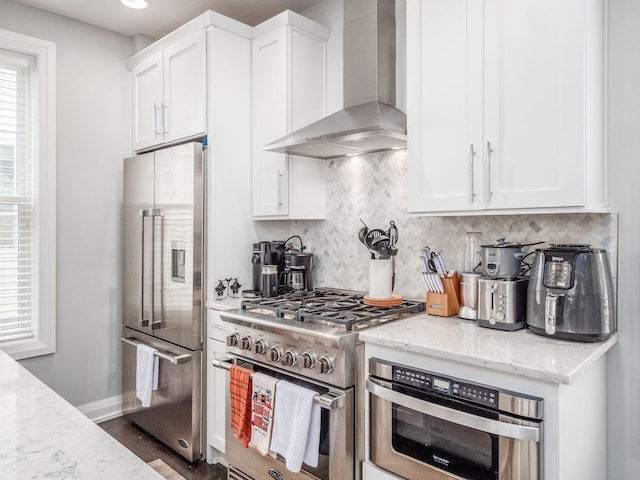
(267, 346, 283, 363)
(252, 339, 267, 355)
(240, 335, 252, 350)
(281, 349, 298, 367)
(301, 351, 316, 369)
(315, 356, 335, 375)
(226, 333, 239, 347)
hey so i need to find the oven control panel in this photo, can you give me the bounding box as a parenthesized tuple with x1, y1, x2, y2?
(224, 326, 350, 388)
(394, 366, 499, 408)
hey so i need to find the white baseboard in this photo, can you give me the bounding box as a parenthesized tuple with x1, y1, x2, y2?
(77, 395, 122, 424)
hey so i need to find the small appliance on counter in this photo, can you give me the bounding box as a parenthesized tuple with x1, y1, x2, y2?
(248, 236, 314, 297)
(480, 238, 543, 279)
(249, 240, 284, 295)
(477, 277, 529, 330)
(458, 232, 482, 320)
(474, 238, 543, 330)
(526, 244, 616, 342)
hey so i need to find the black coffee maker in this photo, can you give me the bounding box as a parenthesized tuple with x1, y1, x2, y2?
(251, 236, 314, 295)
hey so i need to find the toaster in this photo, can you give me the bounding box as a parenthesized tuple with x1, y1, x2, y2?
(477, 277, 529, 331)
(526, 244, 616, 342)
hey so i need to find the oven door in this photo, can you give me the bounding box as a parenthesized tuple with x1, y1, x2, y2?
(366, 378, 542, 480)
(217, 355, 354, 480)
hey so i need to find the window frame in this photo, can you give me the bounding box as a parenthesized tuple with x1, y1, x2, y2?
(0, 28, 56, 360)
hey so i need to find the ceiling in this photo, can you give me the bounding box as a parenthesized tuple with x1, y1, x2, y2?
(12, 0, 326, 39)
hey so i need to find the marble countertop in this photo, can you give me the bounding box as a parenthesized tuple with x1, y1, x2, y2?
(0, 349, 163, 480)
(206, 296, 244, 311)
(360, 314, 619, 384)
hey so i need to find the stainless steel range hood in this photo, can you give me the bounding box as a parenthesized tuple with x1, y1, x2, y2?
(264, 0, 406, 159)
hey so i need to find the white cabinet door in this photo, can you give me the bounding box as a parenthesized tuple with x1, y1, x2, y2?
(287, 27, 327, 219)
(130, 30, 206, 152)
(483, 0, 586, 209)
(164, 29, 207, 145)
(407, 0, 483, 213)
(407, 0, 604, 215)
(131, 53, 163, 152)
(251, 15, 329, 219)
(206, 338, 227, 454)
(252, 29, 289, 217)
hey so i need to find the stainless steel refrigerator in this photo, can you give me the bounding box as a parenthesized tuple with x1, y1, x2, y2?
(121, 141, 205, 462)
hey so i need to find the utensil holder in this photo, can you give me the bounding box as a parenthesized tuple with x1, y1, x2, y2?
(369, 258, 393, 299)
(426, 271, 460, 317)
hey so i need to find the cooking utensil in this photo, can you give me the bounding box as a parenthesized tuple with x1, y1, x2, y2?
(358, 218, 369, 246)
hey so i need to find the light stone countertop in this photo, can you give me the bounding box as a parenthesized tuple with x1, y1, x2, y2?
(0, 348, 163, 480)
(206, 296, 244, 311)
(360, 314, 619, 384)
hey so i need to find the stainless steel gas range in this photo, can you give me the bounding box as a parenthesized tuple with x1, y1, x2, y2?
(216, 288, 425, 480)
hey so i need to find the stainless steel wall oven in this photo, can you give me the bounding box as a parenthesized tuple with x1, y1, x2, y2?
(367, 358, 544, 480)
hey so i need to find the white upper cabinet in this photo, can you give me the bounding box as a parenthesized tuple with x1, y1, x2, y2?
(252, 12, 330, 219)
(130, 29, 206, 152)
(407, 0, 607, 215)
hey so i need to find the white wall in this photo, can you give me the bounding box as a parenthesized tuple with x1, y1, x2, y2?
(0, 0, 131, 408)
(607, 0, 640, 477)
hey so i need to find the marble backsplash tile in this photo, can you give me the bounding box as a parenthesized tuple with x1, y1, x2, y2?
(254, 150, 618, 299)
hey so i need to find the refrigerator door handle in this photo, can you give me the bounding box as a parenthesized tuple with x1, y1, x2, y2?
(147, 208, 163, 329)
(121, 337, 192, 365)
(138, 209, 149, 328)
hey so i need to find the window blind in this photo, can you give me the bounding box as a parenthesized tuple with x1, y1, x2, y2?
(0, 49, 35, 343)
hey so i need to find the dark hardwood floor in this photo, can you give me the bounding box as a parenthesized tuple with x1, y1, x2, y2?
(99, 416, 227, 480)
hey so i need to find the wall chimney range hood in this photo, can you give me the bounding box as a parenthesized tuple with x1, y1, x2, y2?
(264, 0, 406, 159)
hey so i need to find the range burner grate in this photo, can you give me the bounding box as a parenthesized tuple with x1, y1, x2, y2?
(241, 288, 425, 331)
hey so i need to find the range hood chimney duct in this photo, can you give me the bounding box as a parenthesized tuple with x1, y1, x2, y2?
(264, 0, 407, 159)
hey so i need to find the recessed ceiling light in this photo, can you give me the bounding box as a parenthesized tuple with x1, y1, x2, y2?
(121, 0, 149, 9)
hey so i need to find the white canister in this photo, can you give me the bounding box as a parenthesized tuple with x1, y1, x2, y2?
(369, 258, 393, 299)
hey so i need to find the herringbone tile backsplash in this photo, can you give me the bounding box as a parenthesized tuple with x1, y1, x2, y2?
(254, 150, 618, 299)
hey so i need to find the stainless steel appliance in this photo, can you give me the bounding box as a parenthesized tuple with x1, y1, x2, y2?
(217, 288, 425, 480)
(526, 244, 616, 342)
(480, 239, 542, 280)
(263, 0, 406, 159)
(477, 277, 529, 331)
(367, 358, 544, 480)
(121, 142, 205, 461)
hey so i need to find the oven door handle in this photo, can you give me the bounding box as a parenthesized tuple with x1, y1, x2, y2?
(213, 358, 346, 410)
(366, 378, 540, 442)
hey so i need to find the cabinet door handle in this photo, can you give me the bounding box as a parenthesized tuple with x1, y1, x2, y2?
(486, 141, 494, 202)
(161, 103, 168, 136)
(153, 103, 161, 138)
(469, 144, 477, 202)
(277, 170, 284, 208)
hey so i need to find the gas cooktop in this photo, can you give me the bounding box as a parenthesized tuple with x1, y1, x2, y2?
(240, 287, 425, 332)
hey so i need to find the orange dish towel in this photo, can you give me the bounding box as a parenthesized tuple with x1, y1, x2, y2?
(230, 365, 253, 448)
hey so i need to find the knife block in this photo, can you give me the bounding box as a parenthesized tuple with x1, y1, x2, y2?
(426, 272, 460, 317)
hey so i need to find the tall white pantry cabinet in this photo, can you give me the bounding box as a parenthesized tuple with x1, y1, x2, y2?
(125, 11, 256, 464)
(406, 0, 607, 215)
